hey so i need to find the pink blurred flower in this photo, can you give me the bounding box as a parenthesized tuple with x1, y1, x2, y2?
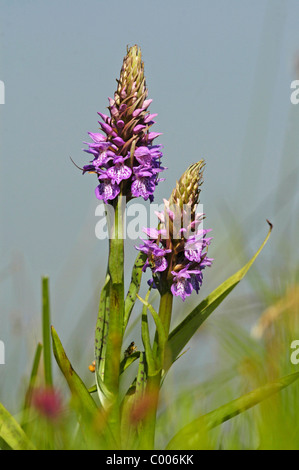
(32, 387, 63, 420)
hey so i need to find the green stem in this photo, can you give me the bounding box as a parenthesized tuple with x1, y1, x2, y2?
(42, 277, 53, 387)
(152, 290, 173, 358)
(103, 194, 125, 444)
(141, 290, 173, 449)
(139, 371, 161, 450)
(158, 290, 174, 339)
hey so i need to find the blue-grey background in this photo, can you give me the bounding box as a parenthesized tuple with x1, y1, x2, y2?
(1, 0, 299, 412)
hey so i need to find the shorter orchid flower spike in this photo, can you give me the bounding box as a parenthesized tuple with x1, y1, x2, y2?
(135, 160, 213, 300)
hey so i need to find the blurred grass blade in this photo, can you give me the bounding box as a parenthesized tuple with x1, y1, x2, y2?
(21, 342, 43, 427)
(42, 276, 53, 386)
(166, 221, 272, 370)
(166, 371, 299, 450)
(51, 325, 98, 416)
(124, 251, 147, 330)
(0, 402, 35, 450)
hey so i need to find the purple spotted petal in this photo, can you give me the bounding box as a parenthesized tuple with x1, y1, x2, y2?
(95, 180, 120, 203)
(152, 255, 168, 273)
(171, 276, 193, 301)
(106, 164, 132, 185)
(134, 147, 152, 165)
(131, 176, 156, 200)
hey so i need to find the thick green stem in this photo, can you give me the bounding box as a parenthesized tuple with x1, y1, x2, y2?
(103, 194, 125, 444)
(140, 290, 173, 449)
(158, 290, 174, 339)
(42, 277, 53, 387)
(152, 290, 173, 358)
(139, 371, 161, 450)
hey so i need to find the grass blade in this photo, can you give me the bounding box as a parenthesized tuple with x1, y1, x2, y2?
(95, 273, 112, 406)
(124, 251, 147, 330)
(140, 291, 156, 375)
(51, 325, 98, 416)
(21, 342, 43, 427)
(42, 277, 52, 386)
(166, 371, 299, 449)
(0, 402, 35, 450)
(137, 293, 166, 371)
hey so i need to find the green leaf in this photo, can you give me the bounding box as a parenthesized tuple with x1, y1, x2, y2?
(88, 384, 97, 394)
(21, 342, 43, 427)
(166, 221, 272, 370)
(166, 371, 299, 450)
(124, 251, 147, 330)
(137, 293, 167, 371)
(94, 273, 112, 406)
(120, 351, 140, 374)
(51, 325, 98, 417)
(0, 402, 35, 450)
(135, 351, 147, 398)
(140, 291, 156, 375)
(42, 277, 52, 386)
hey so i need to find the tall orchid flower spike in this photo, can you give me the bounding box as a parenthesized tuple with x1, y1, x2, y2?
(135, 160, 213, 301)
(83, 45, 165, 203)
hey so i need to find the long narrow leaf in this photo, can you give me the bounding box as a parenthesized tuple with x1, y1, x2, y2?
(166, 370, 299, 449)
(94, 273, 112, 406)
(137, 294, 166, 371)
(141, 291, 156, 375)
(166, 221, 272, 370)
(0, 402, 35, 450)
(51, 327, 116, 448)
(21, 342, 43, 427)
(42, 277, 53, 386)
(124, 251, 147, 329)
(51, 326, 98, 416)
(120, 351, 140, 374)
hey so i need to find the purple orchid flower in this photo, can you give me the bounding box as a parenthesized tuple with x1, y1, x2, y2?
(82, 46, 165, 204)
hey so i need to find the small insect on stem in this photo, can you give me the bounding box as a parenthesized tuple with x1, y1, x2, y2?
(124, 342, 137, 358)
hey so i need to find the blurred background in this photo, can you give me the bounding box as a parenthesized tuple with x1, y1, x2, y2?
(1, 0, 299, 447)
